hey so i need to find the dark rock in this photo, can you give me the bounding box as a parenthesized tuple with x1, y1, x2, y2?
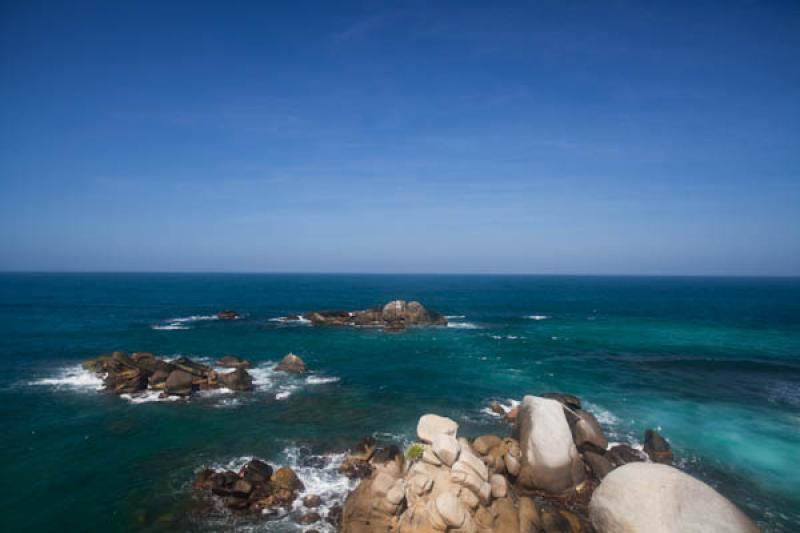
(296, 511, 321, 525)
(217, 310, 240, 320)
(275, 353, 307, 374)
(644, 429, 673, 465)
(231, 479, 253, 498)
(240, 459, 273, 484)
(210, 471, 239, 496)
(272, 466, 304, 492)
(326, 503, 343, 528)
(223, 496, 250, 510)
(542, 509, 585, 532)
(164, 369, 194, 396)
(606, 444, 646, 468)
(349, 436, 377, 461)
(216, 355, 251, 369)
(303, 494, 322, 508)
(219, 368, 254, 391)
(149, 368, 171, 388)
(339, 457, 373, 480)
(541, 392, 582, 410)
(192, 468, 216, 490)
(105, 368, 148, 394)
(171, 357, 212, 377)
(583, 450, 613, 480)
(571, 410, 608, 453)
(489, 400, 505, 416)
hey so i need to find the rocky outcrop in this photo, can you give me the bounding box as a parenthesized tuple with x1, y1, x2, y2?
(303, 300, 447, 331)
(342, 414, 525, 533)
(274, 353, 307, 374)
(81, 352, 255, 399)
(589, 463, 759, 533)
(216, 355, 251, 369)
(216, 310, 240, 320)
(516, 395, 586, 493)
(194, 459, 305, 515)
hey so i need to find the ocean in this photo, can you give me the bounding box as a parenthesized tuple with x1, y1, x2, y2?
(0, 273, 798, 532)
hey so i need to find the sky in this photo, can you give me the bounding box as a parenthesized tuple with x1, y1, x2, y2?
(1, 1, 799, 275)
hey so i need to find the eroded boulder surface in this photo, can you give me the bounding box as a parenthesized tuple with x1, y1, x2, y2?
(303, 300, 447, 331)
(589, 463, 759, 533)
(516, 395, 586, 493)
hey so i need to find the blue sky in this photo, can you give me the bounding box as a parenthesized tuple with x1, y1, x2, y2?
(1, 1, 798, 275)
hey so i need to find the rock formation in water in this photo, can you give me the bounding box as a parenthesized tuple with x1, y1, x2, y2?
(337, 394, 758, 533)
(303, 300, 447, 331)
(82, 352, 255, 398)
(216, 310, 241, 320)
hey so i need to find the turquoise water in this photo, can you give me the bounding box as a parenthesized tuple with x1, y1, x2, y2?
(1, 273, 798, 532)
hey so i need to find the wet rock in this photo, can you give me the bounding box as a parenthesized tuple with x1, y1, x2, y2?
(217, 310, 240, 320)
(171, 356, 212, 377)
(571, 410, 608, 452)
(216, 355, 251, 369)
(240, 459, 273, 484)
(542, 509, 584, 532)
(589, 463, 758, 533)
(272, 466, 304, 492)
(296, 511, 321, 524)
(275, 353, 307, 374)
(164, 369, 194, 396)
(303, 494, 322, 508)
(219, 368, 254, 392)
(606, 444, 646, 468)
(643, 429, 673, 465)
(489, 400, 505, 415)
(305, 300, 446, 330)
(583, 450, 614, 480)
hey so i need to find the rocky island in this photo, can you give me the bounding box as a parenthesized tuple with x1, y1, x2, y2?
(81, 351, 309, 399)
(299, 300, 448, 331)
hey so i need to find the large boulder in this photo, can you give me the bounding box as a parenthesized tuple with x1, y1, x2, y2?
(164, 369, 194, 396)
(219, 368, 254, 391)
(516, 395, 586, 493)
(417, 414, 458, 444)
(571, 409, 608, 452)
(275, 353, 307, 374)
(589, 463, 758, 533)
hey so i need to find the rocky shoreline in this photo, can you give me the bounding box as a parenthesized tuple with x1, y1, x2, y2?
(189, 392, 758, 532)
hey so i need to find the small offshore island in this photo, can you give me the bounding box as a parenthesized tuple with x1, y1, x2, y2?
(74, 300, 762, 532)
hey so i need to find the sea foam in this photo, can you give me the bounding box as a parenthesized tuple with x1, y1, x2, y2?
(28, 365, 104, 391)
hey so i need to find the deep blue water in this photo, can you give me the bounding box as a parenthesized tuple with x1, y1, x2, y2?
(0, 273, 798, 532)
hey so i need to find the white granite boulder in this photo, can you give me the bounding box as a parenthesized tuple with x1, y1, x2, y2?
(589, 463, 759, 533)
(417, 414, 458, 444)
(516, 395, 586, 492)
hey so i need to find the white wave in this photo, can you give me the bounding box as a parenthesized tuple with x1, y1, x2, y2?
(489, 334, 524, 340)
(276, 391, 292, 400)
(481, 398, 520, 418)
(583, 401, 621, 426)
(29, 365, 104, 391)
(445, 315, 465, 319)
(305, 375, 340, 385)
(152, 314, 219, 331)
(526, 315, 550, 320)
(151, 323, 189, 331)
(269, 315, 311, 325)
(446, 321, 480, 329)
(120, 390, 183, 404)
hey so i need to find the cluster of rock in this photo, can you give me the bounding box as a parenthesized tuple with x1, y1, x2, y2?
(298, 300, 447, 331)
(339, 395, 759, 533)
(217, 310, 241, 320)
(193, 459, 330, 527)
(81, 352, 309, 399)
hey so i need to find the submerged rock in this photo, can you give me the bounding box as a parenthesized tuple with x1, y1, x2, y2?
(216, 310, 240, 320)
(589, 463, 758, 533)
(274, 353, 307, 374)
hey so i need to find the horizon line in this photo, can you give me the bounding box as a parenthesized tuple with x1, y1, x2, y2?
(0, 270, 798, 279)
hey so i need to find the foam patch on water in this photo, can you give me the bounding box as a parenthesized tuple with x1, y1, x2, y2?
(526, 314, 550, 320)
(152, 314, 219, 331)
(583, 401, 621, 426)
(269, 315, 312, 325)
(28, 365, 104, 391)
(202, 447, 355, 532)
(305, 375, 340, 385)
(121, 390, 184, 404)
(489, 334, 525, 340)
(446, 321, 480, 329)
(445, 315, 465, 319)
